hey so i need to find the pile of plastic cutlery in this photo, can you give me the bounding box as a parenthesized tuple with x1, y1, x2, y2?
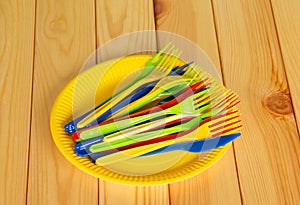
(64, 43, 242, 166)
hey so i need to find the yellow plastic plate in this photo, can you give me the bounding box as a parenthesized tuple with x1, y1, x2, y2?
(50, 55, 231, 185)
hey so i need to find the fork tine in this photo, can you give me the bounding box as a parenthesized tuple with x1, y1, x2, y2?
(204, 88, 232, 106)
(190, 65, 205, 78)
(193, 88, 237, 117)
(176, 61, 193, 75)
(194, 85, 225, 106)
(208, 95, 239, 115)
(213, 93, 239, 112)
(208, 93, 235, 111)
(212, 123, 242, 137)
(208, 109, 240, 123)
(209, 114, 240, 129)
(191, 88, 209, 100)
(147, 42, 173, 66)
(162, 48, 182, 70)
(208, 109, 240, 122)
(192, 65, 221, 85)
(212, 90, 236, 105)
(183, 66, 198, 78)
(210, 117, 241, 133)
(155, 45, 176, 66)
(226, 99, 240, 110)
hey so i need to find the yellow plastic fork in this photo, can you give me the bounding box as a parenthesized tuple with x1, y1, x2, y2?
(107, 76, 195, 119)
(102, 114, 185, 142)
(108, 65, 200, 119)
(77, 47, 182, 129)
(91, 89, 238, 152)
(95, 109, 241, 166)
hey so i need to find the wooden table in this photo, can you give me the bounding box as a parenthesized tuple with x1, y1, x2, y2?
(1, 0, 299, 204)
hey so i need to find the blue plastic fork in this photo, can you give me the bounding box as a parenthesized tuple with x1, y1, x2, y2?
(64, 62, 192, 134)
(81, 63, 193, 127)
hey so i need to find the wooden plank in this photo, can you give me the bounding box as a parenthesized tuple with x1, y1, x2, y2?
(271, 0, 300, 132)
(27, 1, 98, 204)
(212, 0, 300, 204)
(95, 1, 170, 204)
(0, 1, 35, 204)
(153, 0, 242, 204)
(96, 0, 157, 61)
(99, 181, 169, 205)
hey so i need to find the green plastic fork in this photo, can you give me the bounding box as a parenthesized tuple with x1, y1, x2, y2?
(110, 66, 200, 119)
(89, 116, 203, 153)
(94, 110, 241, 165)
(77, 44, 182, 128)
(109, 76, 196, 119)
(88, 104, 241, 153)
(77, 89, 209, 141)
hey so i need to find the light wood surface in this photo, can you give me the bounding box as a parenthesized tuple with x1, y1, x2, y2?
(0, 1, 35, 204)
(0, 0, 299, 204)
(27, 1, 98, 204)
(271, 0, 300, 131)
(212, 0, 300, 204)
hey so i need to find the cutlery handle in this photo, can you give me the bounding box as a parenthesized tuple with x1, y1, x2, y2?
(73, 80, 206, 138)
(64, 73, 155, 133)
(95, 81, 206, 127)
(87, 116, 203, 154)
(88, 124, 184, 154)
(75, 115, 186, 156)
(78, 109, 168, 140)
(81, 83, 155, 127)
(64, 45, 175, 133)
(76, 78, 154, 129)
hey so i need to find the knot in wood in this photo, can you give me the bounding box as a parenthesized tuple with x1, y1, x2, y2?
(154, 0, 167, 19)
(49, 18, 67, 32)
(264, 92, 293, 116)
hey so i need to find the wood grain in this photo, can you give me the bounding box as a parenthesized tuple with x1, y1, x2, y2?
(153, 0, 242, 204)
(271, 0, 300, 133)
(95, 1, 169, 204)
(99, 181, 169, 205)
(27, 1, 98, 204)
(212, 0, 300, 204)
(1, 0, 300, 204)
(0, 1, 35, 204)
(96, 0, 157, 62)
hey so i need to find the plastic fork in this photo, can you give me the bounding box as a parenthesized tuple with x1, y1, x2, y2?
(139, 113, 242, 157)
(72, 84, 235, 142)
(75, 47, 182, 130)
(87, 62, 195, 127)
(64, 43, 180, 133)
(71, 83, 236, 144)
(85, 76, 194, 125)
(82, 91, 239, 154)
(92, 133, 240, 164)
(119, 109, 241, 152)
(95, 79, 209, 126)
(98, 107, 240, 151)
(70, 80, 208, 142)
(75, 114, 193, 156)
(80, 115, 203, 155)
(93, 110, 241, 165)
(108, 68, 199, 119)
(73, 88, 209, 141)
